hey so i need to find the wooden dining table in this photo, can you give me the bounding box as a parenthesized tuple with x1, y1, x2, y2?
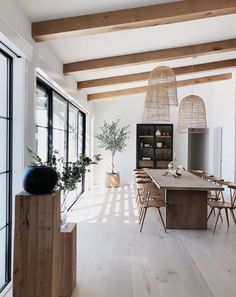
(146, 169, 223, 229)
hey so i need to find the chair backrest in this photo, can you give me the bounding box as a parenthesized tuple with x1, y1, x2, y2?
(228, 183, 236, 207)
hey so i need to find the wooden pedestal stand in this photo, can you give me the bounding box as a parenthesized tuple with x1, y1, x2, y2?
(13, 191, 61, 297)
(59, 223, 77, 297)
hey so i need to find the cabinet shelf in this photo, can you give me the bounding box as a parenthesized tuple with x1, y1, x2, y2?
(138, 135, 154, 138)
(137, 124, 173, 169)
(156, 135, 172, 138)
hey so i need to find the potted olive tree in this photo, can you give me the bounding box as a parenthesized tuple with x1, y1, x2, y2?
(96, 119, 129, 188)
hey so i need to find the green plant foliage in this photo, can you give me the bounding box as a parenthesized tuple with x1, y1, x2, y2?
(27, 147, 101, 193)
(95, 119, 130, 173)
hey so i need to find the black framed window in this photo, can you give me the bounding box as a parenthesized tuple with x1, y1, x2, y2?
(35, 79, 86, 207)
(0, 49, 12, 292)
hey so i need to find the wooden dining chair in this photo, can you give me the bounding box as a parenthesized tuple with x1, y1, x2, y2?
(208, 182, 236, 233)
(137, 181, 167, 233)
(207, 177, 224, 202)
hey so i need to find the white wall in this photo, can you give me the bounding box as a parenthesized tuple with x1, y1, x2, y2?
(93, 74, 236, 185)
(0, 0, 94, 164)
(0, 1, 93, 296)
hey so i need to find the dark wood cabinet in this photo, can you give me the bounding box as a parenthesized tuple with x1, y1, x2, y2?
(136, 123, 173, 169)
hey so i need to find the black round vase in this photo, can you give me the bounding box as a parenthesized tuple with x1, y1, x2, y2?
(23, 166, 58, 195)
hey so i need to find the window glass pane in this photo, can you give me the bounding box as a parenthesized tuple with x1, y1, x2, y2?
(53, 129, 66, 160)
(0, 228, 6, 289)
(53, 93, 67, 131)
(68, 105, 78, 162)
(78, 113, 84, 156)
(0, 174, 7, 229)
(36, 85, 48, 127)
(0, 54, 8, 118)
(0, 119, 7, 173)
(69, 106, 77, 132)
(69, 132, 77, 162)
(36, 126, 48, 162)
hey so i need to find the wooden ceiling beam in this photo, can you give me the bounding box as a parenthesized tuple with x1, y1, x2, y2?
(32, 0, 236, 42)
(88, 73, 232, 101)
(78, 59, 236, 89)
(64, 39, 236, 74)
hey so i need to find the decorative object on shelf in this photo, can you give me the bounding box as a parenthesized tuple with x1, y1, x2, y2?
(26, 148, 100, 225)
(23, 165, 58, 195)
(144, 143, 152, 148)
(156, 142, 163, 148)
(142, 157, 152, 161)
(96, 119, 130, 188)
(140, 142, 143, 148)
(156, 129, 161, 136)
(177, 95, 207, 133)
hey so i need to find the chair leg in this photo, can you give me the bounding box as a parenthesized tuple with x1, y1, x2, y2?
(139, 207, 144, 224)
(230, 209, 236, 223)
(219, 212, 223, 222)
(157, 207, 167, 234)
(207, 207, 214, 221)
(139, 208, 147, 232)
(225, 208, 229, 227)
(213, 209, 221, 234)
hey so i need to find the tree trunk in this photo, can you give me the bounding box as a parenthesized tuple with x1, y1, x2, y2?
(112, 153, 115, 173)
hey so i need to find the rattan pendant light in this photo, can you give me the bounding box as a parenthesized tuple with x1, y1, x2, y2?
(145, 65, 178, 107)
(177, 95, 207, 133)
(143, 65, 178, 122)
(143, 102, 170, 123)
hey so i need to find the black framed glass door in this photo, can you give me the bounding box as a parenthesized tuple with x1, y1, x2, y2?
(0, 49, 12, 292)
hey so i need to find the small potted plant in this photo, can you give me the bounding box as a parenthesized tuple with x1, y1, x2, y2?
(25, 148, 101, 226)
(96, 119, 129, 188)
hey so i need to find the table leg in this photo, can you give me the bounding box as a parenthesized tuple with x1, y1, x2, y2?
(166, 190, 207, 229)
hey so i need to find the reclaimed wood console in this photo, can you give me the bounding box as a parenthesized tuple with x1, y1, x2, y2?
(13, 191, 61, 297)
(13, 191, 77, 297)
(60, 223, 77, 297)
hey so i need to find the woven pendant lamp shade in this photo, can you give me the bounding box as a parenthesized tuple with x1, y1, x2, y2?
(145, 65, 178, 107)
(143, 103, 170, 123)
(177, 95, 207, 133)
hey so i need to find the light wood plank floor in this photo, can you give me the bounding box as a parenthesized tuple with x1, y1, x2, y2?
(68, 185, 236, 297)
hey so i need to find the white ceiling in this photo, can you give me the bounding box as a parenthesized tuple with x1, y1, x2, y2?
(14, 0, 236, 95)
(15, 0, 178, 21)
